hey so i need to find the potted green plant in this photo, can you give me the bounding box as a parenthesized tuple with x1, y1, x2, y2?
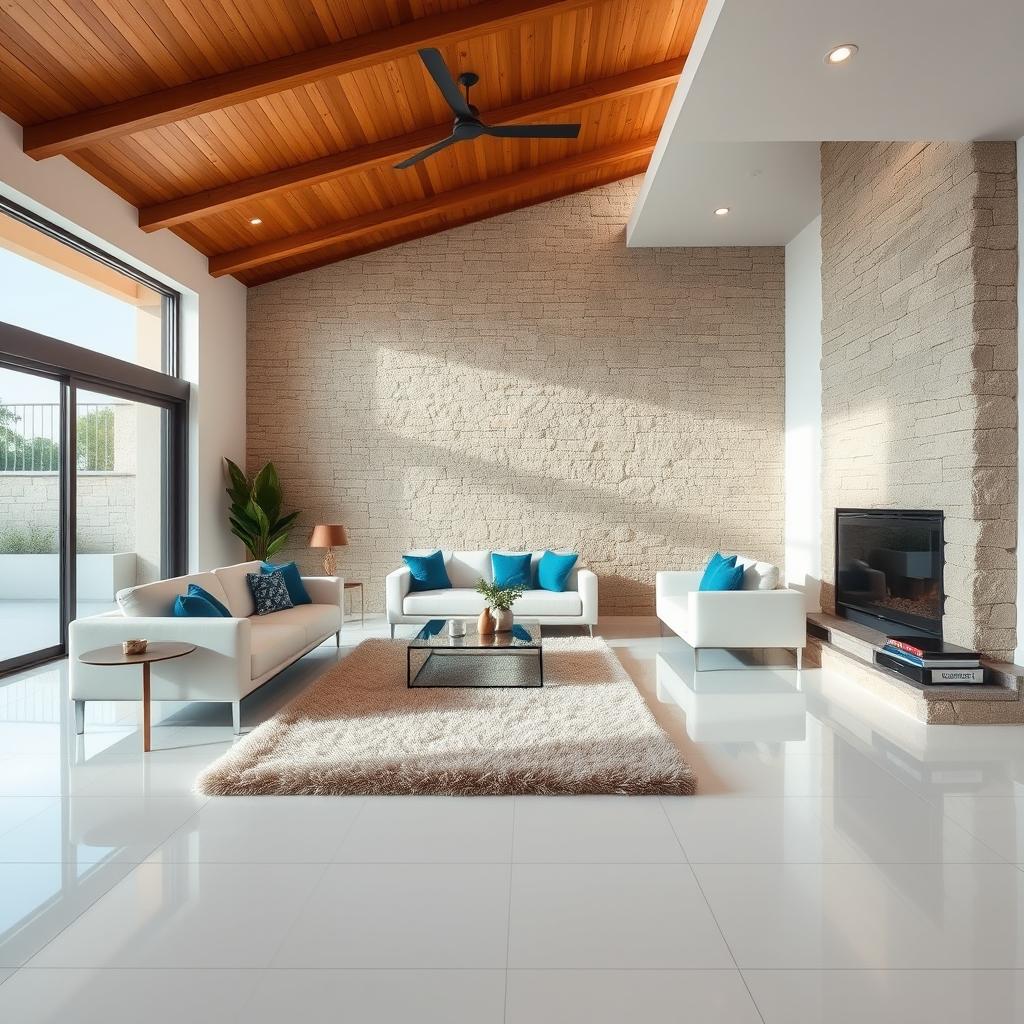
(224, 458, 300, 561)
(474, 578, 525, 633)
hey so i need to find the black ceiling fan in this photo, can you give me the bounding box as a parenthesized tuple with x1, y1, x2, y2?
(394, 48, 581, 169)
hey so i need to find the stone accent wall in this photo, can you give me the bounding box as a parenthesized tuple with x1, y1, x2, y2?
(247, 176, 785, 614)
(820, 142, 1018, 657)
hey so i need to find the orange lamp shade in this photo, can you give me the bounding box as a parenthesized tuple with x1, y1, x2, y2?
(309, 524, 348, 548)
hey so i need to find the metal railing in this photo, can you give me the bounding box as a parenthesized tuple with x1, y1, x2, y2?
(0, 403, 116, 471)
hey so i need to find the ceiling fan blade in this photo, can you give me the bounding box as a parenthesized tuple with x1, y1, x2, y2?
(393, 133, 461, 169)
(417, 47, 473, 118)
(483, 122, 581, 139)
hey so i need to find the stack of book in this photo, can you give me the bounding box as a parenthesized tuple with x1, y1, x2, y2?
(874, 636, 985, 685)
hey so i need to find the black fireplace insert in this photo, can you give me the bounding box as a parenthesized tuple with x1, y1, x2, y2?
(835, 508, 944, 639)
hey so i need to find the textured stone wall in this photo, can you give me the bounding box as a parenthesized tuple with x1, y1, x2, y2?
(820, 142, 1018, 657)
(247, 176, 785, 613)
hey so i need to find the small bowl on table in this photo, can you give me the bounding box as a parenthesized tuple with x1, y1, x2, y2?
(122, 639, 148, 656)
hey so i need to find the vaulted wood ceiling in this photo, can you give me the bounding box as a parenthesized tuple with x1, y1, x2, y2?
(0, 0, 705, 285)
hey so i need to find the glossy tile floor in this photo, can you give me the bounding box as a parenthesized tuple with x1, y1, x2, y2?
(2, 617, 1024, 1022)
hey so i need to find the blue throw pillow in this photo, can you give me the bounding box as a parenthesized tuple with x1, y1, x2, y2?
(246, 569, 294, 615)
(261, 561, 311, 605)
(173, 592, 225, 617)
(537, 550, 578, 592)
(186, 583, 230, 617)
(492, 552, 532, 589)
(403, 550, 452, 592)
(698, 552, 744, 592)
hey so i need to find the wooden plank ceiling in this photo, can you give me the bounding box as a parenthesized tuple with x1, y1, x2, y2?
(0, 0, 705, 285)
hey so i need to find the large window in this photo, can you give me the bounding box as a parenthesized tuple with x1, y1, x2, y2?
(0, 199, 187, 675)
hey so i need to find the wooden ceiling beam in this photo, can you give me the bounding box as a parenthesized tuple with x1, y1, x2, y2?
(208, 133, 659, 277)
(138, 58, 684, 232)
(242, 159, 653, 286)
(23, 0, 596, 160)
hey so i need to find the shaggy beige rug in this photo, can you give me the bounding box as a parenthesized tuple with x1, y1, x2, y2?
(195, 637, 695, 796)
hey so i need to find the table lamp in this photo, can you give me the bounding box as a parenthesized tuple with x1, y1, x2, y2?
(309, 524, 348, 575)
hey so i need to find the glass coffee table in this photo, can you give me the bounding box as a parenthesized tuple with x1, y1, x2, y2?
(406, 619, 543, 688)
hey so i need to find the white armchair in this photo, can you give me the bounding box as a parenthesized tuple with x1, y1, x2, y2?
(656, 563, 806, 668)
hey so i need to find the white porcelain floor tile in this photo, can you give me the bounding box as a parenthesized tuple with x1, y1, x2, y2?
(0, 968, 13, 986)
(507, 863, 733, 969)
(0, 797, 55, 839)
(0, 968, 248, 1024)
(68, 745, 230, 797)
(661, 796, 864, 863)
(513, 796, 684, 862)
(743, 969, 1024, 1024)
(505, 969, 763, 1024)
(0, 796, 204, 863)
(334, 796, 512, 863)
(147, 796, 362, 863)
(273, 863, 511, 968)
(0, 861, 136, 968)
(816, 794, 1006, 863)
(0, 755, 122, 797)
(28, 862, 324, 968)
(941, 796, 1024, 862)
(694, 862, 1024, 969)
(241, 969, 506, 1024)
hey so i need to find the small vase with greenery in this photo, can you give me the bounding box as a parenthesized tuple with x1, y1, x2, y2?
(475, 579, 524, 633)
(224, 458, 300, 561)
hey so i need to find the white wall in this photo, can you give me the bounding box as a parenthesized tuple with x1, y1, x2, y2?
(0, 112, 246, 572)
(784, 214, 823, 610)
(1016, 136, 1024, 663)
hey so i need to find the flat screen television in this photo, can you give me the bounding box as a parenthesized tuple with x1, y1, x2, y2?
(835, 508, 944, 639)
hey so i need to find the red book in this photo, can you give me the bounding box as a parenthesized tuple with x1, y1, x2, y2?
(887, 639, 926, 657)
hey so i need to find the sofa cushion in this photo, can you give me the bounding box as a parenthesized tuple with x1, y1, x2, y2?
(734, 555, 780, 591)
(513, 589, 582, 616)
(492, 551, 532, 588)
(403, 588, 486, 616)
(173, 589, 227, 618)
(263, 604, 341, 646)
(403, 550, 452, 592)
(261, 560, 311, 605)
(117, 571, 228, 618)
(247, 569, 295, 615)
(446, 550, 491, 588)
(211, 561, 262, 617)
(250, 619, 306, 679)
(529, 549, 579, 590)
(538, 550, 579, 592)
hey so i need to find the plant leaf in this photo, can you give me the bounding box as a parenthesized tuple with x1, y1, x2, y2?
(251, 462, 282, 522)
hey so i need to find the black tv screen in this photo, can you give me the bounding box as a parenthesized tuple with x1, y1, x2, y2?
(835, 509, 943, 638)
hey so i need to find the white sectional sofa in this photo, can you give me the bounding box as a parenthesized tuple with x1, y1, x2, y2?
(656, 555, 806, 668)
(386, 550, 598, 635)
(69, 561, 344, 734)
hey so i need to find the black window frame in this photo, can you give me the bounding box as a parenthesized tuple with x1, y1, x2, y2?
(0, 202, 187, 678)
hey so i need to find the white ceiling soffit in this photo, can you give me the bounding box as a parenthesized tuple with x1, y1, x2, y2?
(628, 0, 1024, 247)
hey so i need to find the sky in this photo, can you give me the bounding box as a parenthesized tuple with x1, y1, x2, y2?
(0, 241, 138, 412)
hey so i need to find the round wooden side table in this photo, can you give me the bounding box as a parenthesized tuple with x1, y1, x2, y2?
(77, 642, 196, 752)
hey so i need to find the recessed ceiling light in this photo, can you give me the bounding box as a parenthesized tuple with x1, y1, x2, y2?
(249, 217, 263, 225)
(714, 207, 730, 216)
(825, 43, 858, 64)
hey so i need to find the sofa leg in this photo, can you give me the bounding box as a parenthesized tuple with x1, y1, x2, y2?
(74, 700, 85, 735)
(588, 624, 595, 638)
(390, 625, 395, 640)
(231, 702, 241, 736)
(796, 648, 803, 671)
(694, 648, 702, 671)
(335, 630, 341, 648)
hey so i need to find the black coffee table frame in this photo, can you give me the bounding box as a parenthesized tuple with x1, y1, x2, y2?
(406, 619, 543, 688)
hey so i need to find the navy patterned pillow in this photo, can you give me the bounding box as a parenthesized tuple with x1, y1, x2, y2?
(246, 569, 294, 615)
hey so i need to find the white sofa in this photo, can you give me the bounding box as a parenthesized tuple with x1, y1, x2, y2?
(656, 555, 806, 668)
(386, 550, 598, 635)
(69, 561, 344, 734)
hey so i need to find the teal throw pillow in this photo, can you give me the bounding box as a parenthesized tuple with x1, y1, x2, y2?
(186, 583, 230, 617)
(698, 552, 743, 591)
(403, 550, 452, 592)
(174, 592, 225, 617)
(537, 550, 578, 592)
(261, 561, 311, 605)
(492, 552, 532, 589)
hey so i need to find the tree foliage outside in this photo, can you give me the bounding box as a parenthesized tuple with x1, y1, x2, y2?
(0, 400, 116, 471)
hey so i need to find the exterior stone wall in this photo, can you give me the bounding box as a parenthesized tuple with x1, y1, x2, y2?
(0, 474, 136, 553)
(820, 142, 1018, 657)
(247, 176, 786, 614)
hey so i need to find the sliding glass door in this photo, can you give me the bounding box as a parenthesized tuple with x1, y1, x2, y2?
(0, 365, 64, 666)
